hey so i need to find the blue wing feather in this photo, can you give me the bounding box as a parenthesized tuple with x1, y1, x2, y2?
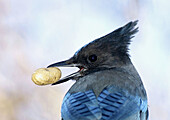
(99, 86, 147, 120)
(61, 86, 147, 120)
(62, 90, 102, 120)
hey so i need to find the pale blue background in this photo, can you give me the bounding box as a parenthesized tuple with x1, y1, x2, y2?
(0, 0, 169, 120)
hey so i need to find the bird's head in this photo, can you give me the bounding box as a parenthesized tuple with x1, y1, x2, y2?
(47, 20, 138, 85)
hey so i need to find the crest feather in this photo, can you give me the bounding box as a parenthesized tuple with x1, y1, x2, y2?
(75, 21, 139, 62)
(95, 20, 139, 57)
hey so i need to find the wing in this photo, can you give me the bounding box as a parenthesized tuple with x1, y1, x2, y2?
(97, 86, 148, 120)
(61, 90, 102, 120)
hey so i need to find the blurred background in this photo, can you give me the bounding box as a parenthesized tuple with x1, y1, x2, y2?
(0, 0, 170, 120)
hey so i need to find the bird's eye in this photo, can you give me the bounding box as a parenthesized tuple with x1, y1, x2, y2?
(88, 54, 97, 62)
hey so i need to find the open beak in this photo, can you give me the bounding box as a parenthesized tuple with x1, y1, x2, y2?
(47, 58, 87, 85)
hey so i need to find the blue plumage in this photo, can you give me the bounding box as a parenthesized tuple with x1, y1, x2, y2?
(61, 86, 147, 120)
(62, 90, 102, 120)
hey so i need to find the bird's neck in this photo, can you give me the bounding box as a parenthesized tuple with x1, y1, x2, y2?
(115, 59, 141, 80)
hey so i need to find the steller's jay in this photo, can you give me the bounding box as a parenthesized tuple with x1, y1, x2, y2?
(47, 21, 148, 120)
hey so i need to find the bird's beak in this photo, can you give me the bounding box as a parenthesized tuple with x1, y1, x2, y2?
(47, 58, 86, 85)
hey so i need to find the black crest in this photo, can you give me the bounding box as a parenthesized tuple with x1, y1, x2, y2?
(77, 20, 138, 60)
(105, 20, 139, 56)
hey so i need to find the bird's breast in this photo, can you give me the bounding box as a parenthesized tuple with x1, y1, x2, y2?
(68, 69, 146, 98)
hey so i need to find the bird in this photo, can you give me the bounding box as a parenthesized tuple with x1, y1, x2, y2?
(47, 20, 149, 120)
